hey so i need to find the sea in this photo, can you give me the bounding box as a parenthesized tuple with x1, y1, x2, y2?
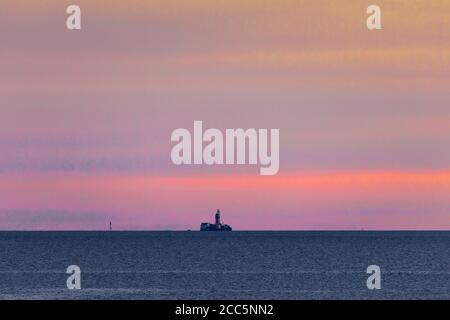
(0, 231, 448, 300)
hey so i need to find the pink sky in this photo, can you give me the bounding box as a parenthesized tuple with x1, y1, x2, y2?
(0, 1, 449, 230)
(0, 171, 449, 230)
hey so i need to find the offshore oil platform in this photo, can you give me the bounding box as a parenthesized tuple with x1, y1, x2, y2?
(200, 210, 232, 231)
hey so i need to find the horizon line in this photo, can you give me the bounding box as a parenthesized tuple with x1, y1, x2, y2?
(0, 229, 449, 232)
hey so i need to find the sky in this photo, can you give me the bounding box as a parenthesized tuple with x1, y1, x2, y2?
(0, 0, 449, 230)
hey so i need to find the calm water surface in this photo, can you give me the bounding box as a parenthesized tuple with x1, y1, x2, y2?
(0, 231, 448, 299)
